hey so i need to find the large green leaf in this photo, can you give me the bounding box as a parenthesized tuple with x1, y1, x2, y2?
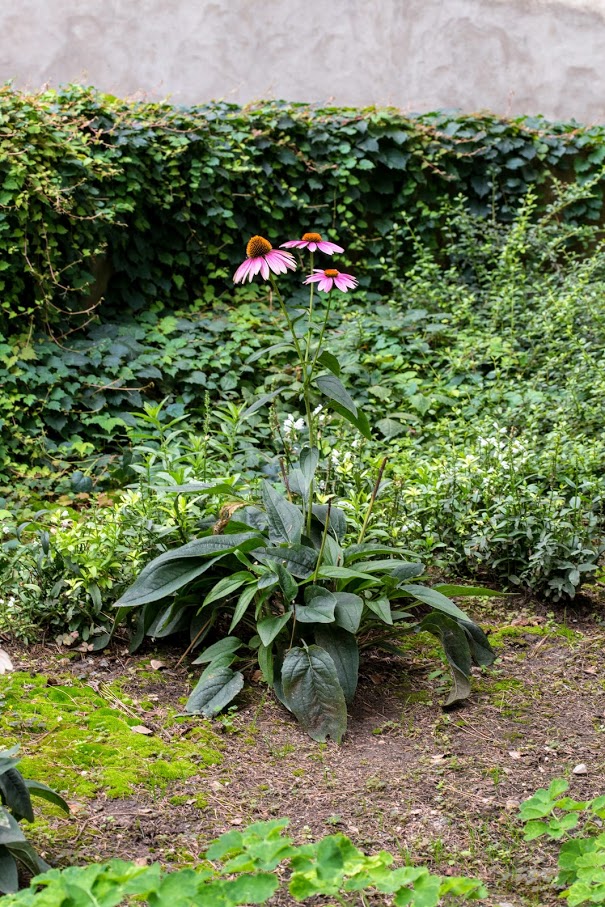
(23, 780, 70, 814)
(344, 543, 416, 564)
(0, 845, 18, 895)
(0, 770, 33, 823)
(146, 601, 190, 638)
(114, 533, 261, 609)
(433, 584, 500, 597)
(185, 668, 244, 717)
(329, 400, 372, 441)
(400, 584, 471, 621)
(255, 545, 317, 578)
(316, 350, 341, 376)
(459, 620, 496, 667)
(0, 811, 25, 847)
(315, 374, 358, 416)
(419, 613, 473, 707)
(245, 342, 294, 364)
(281, 646, 347, 743)
(240, 386, 288, 420)
(313, 626, 359, 704)
(262, 483, 304, 544)
(202, 572, 252, 607)
(333, 592, 364, 634)
(311, 505, 347, 542)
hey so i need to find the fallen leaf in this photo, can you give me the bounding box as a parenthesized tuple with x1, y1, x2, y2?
(230, 818, 243, 826)
(150, 660, 166, 671)
(573, 763, 588, 775)
(130, 725, 153, 736)
(508, 750, 522, 760)
(0, 649, 14, 673)
(583, 667, 598, 675)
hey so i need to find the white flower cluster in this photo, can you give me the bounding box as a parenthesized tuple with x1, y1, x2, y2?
(0, 596, 16, 610)
(283, 414, 305, 439)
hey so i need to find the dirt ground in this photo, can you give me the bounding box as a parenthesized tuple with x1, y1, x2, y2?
(4, 592, 605, 906)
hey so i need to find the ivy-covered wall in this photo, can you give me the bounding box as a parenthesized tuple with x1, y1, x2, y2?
(1, 84, 605, 333)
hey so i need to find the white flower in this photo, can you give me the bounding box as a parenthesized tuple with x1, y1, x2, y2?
(313, 405, 323, 416)
(283, 414, 305, 439)
(330, 449, 341, 466)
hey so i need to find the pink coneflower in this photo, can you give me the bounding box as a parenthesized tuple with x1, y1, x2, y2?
(233, 235, 297, 283)
(281, 232, 344, 255)
(304, 268, 358, 293)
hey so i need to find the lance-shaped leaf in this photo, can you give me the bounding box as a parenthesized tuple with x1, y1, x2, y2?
(0, 771, 33, 823)
(229, 584, 258, 633)
(185, 668, 244, 717)
(262, 482, 304, 544)
(245, 342, 295, 364)
(240, 386, 288, 420)
(315, 374, 358, 416)
(316, 350, 341, 376)
(281, 646, 347, 743)
(114, 532, 261, 608)
(419, 613, 473, 707)
(314, 626, 359, 704)
(312, 504, 347, 542)
(202, 572, 252, 607)
(328, 400, 372, 441)
(399, 584, 471, 622)
(23, 780, 69, 814)
(255, 544, 317, 578)
(459, 619, 495, 667)
(191, 636, 243, 666)
(0, 845, 18, 894)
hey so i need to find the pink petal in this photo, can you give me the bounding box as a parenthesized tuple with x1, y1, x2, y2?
(260, 258, 270, 279)
(233, 259, 252, 283)
(318, 278, 333, 292)
(307, 242, 318, 251)
(280, 240, 305, 248)
(334, 273, 357, 291)
(303, 273, 323, 285)
(317, 241, 344, 254)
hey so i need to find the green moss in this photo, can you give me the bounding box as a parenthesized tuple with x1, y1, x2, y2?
(1, 671, 223, 801)
(488, 624, 581, 647)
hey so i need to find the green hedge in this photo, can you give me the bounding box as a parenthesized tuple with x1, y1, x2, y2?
(2, 83, 605, 330)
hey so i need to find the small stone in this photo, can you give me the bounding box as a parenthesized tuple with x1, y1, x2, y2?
(573, 763, 588, 775)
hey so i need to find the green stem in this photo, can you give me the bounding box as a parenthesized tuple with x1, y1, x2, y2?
(313, 499, 332, 582)
(357, 457, 388, 545)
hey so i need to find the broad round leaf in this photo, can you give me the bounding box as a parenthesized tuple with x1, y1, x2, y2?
(281, 646, 347, 743)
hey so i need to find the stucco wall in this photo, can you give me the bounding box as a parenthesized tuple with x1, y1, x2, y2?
(2, 0, 605, 122)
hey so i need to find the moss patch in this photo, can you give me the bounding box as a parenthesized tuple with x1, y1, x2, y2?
(0, 671, 222, 800)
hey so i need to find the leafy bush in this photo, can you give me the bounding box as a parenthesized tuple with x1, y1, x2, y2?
(1, 817, 487, 905)
(0, 746, 70, 894)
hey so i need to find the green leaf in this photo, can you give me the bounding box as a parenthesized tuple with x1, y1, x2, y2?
(344, 543, 416, 564)
(400, 584, 471, 621)
(0, 846, 18, 894)
(114, 533, 261, 608)
(229, 584, 258, 633)
(240, 386, 288, 420)
(257, 612, 292, 647)
(246, 342, 295, 364)
(365, 596, 393, 625)
(275, 564, 298, 603)
(202, 572, 252, 607)
(433, 584, 500, 597)
(419, 613, 472, 706)
(281, 646, 348, 743)
(459, 620, 495, 667)
(316, 565, 378, 583)
(262, 482, 304, 544)
(23, 780, 69, 815)
(258, 643, 274, 684)
(315, 374, 358, 416)
(219, 871, 279, 903)
(0, 811, 25, 846)
(255, 545, 317, 578)
(329, 400, 372, 441)
(316, 350, 341, 376)
(300, 446, 320, 483)
(333, 592, 364, 634)
(0, 770, 34, 823)
(296, 586, 337, 624)
(185, 668, 244, 716)
(313, 626, 359, 704)
(311, 504, 347, 542)
(191, 636, 243, 665)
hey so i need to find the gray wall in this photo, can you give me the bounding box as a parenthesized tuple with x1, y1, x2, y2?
(2, 0, 605, 122)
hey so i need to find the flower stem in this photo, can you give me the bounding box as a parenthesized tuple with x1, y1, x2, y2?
(357, 457, 388, 545)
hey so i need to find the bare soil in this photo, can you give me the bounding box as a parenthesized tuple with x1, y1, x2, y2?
(5, 592, 605, 906)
